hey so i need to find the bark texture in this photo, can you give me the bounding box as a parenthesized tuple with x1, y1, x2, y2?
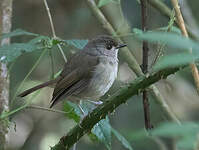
(0, 0, 13, 149)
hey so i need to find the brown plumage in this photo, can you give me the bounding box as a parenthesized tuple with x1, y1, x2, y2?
(18, 35, 126, 108)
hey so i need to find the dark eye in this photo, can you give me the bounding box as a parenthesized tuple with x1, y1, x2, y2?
(106, 44, 112, 50)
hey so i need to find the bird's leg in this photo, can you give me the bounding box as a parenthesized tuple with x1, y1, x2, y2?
(78, 104, 86, 115)
(79, 100, 100, 128)
(87, 100, 103, 105)
(78, 100, 88, 128)
(73, 143, 77, 150)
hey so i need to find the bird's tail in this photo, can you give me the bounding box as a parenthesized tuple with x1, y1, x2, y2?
(18, 78, 59, 97)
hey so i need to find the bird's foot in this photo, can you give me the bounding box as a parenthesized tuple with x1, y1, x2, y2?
(87, 100, 103, 105)
(78, 104, 87, 127)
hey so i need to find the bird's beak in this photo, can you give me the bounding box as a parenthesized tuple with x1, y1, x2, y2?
(116, 44, 127, 49)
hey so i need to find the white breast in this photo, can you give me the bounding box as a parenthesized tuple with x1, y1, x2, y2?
(85, 57, 118, 100)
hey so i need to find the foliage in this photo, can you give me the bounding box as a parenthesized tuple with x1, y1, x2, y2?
(63, 101, 133, 150)
(112, 128, 133, 150)
(0, 29, 88, 63)
(135, 31, 199, 51)
(98, 0, 119, 7)
(129, 122, 199, 149)
(134, 30, 199, 71)
(3, 25, 199, 150)
(1, 28, 38, 39)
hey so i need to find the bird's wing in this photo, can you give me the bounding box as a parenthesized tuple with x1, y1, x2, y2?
(50, 52, 99, 107)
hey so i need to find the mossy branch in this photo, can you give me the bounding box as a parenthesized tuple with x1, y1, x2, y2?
(51, 67, 180, 150)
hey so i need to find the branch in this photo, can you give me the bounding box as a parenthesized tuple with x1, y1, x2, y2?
(51, 67, 181, 150)
(140, 0, 152, 130)
(27, 105, 69, 114)
(43, 0, 67, 63)
(179, 0, 199, 38)
(86, 0, 180, 124)
(0, 0, 13, 149)
(148, 0, 199, 40)
(170, 0, 199, 95)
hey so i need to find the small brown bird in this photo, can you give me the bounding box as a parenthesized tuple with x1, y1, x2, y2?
(18, 35, 127, 108)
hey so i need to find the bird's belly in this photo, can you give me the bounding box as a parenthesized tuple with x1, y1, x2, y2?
(80, 61, 118, 100)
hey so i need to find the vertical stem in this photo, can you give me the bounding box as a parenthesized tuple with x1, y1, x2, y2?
(43, 0, 56, 38)
(49, 49, 55, 79)
(170, 0, 199, 95)
(142, 41, 149, 74)
(141, 0, 148, 73)
(140, 0, 152, 130)
(43, 0, 67, 63)
(0, 0, 13, 149)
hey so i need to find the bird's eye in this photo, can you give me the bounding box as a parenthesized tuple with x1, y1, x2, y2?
(106, 44, 112, 50)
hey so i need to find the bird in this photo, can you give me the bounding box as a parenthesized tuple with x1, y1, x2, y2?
(18, 35, 127, 108)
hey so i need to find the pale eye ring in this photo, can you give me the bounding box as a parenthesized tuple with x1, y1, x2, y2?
(106, 44, 112, 50)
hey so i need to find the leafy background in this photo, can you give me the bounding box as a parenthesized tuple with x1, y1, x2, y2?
(3, 0, 199, 150)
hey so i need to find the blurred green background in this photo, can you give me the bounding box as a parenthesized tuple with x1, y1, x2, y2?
(7, 0, 199, 150)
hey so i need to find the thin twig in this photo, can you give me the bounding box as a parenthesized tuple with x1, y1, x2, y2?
(27, 105, 70, 114)
(143, 90, 152, 129)
(43, 0, 67, 63)
(149, 87, 181, 124)
(152, 9, 175, 66)
(1, 91, 74, 119)
(179, 0, 199, 38)
(57, 44, 67, 63)
(43, 0, 56, 37)
(140, 0, 152, 130)
(148, 0, 199, 40)
(11, 49, 47, 107)
(171, 0, 199, 95)
(49, 49, 55, 79)
(1, 90, 41, 120)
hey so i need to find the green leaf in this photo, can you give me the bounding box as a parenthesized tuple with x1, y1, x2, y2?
(1, 29, 38, 39)
(63, 101, 112, 150)
(127, 122, 199, 150)
(63, 101, 81, 122)
(150, 122, 199, 150)
(132, 28, 143, 34)
(135, 31, 199, 52)
(0, 36, 49, 63)
(135, 0, 140, 4)
(80, 102, 112, 150)
(0, 43, 43, 63)
(53, 70, 62, 78)
(112, 128, 133, 150)
(0, 104, 28, 119)
(133, 30, 199, 71)
(151, 122, 199, 137)
(28, 36, 50, 44)
(177, 135, 197, 149)
(64, 39, 88, 49)
(91, 116, 112, 150)
(98, 0, 113, 7)
(156, 26, 181, 34)
(0, 28, 89, 63)
(153, 53, 199, 71)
